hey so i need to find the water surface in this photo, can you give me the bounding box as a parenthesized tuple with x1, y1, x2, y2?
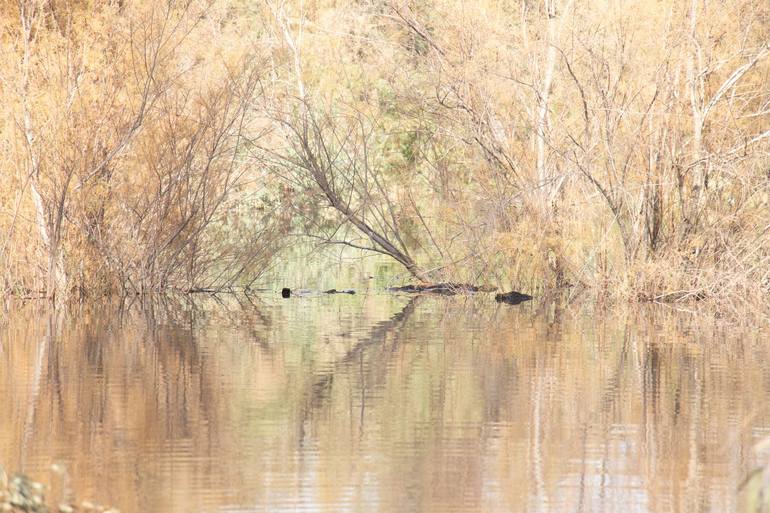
(1, 294, 768, 513)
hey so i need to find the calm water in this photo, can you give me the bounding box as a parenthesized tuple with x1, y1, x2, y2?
(1, 293, 769, 513)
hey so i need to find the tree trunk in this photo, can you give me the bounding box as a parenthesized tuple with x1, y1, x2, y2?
(536, 0, 559, 213)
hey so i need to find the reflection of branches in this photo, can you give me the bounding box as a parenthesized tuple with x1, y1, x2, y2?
(302, 297, 420, 416)
(22, 309, 61, 464)
(21, 316, 47, 461)
(599, 326, 632, 412)
(216, 293, 275, 357)
(239, 293, 273, 330)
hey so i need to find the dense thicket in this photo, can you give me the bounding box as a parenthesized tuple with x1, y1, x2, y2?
(1, 0, 768, 306)
(0, 0, 284, 297)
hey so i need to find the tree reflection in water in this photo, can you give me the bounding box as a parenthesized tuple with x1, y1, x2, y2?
(0, 296, 768, 513)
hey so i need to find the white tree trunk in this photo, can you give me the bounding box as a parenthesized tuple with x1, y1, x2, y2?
(20, 0, 67, 297)
(535, 0, 573, 214)
(536, 0, 558, 203)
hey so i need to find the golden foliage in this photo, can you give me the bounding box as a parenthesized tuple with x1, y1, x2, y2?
(1, 0, 768, 306)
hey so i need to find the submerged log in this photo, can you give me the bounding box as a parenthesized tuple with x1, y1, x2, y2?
(387, 283, 497, 295)
(494, 291, 533, 304)
(324, 289, 356, 295)
(282, 287, 356, 298)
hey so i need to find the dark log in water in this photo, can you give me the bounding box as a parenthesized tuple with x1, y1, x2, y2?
(281, 288, 355, 298)
(387, 283, 497, 295)
(494, 291, 533, 304)
(324, 289, 356, 294)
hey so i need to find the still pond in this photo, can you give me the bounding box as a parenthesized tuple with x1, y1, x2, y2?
(1, 292, 769, 512)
